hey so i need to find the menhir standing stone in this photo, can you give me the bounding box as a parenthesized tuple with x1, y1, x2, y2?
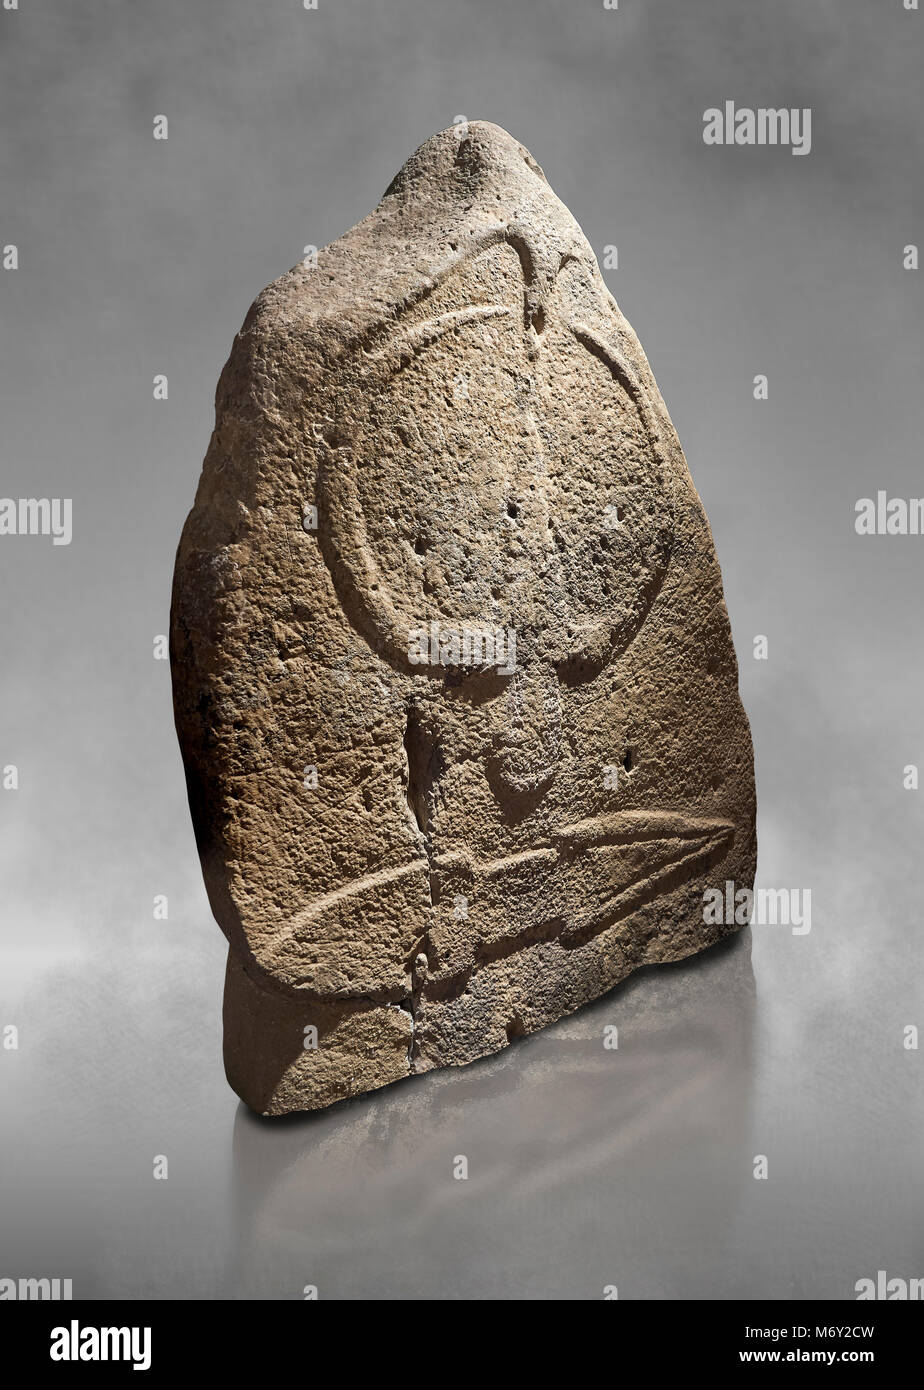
(171, 121, 757, 1116)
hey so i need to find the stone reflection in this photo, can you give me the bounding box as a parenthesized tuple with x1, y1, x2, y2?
(227, 928, 755, 1299)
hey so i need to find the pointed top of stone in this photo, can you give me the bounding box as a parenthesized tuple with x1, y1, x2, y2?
(382, 119, 550, 201)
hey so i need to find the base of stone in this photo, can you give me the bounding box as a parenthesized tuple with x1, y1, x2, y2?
(223, 899, 747, 1115)
(222, 951, 413, 1117)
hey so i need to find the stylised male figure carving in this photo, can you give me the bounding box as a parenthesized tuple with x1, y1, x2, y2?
(171, 122, 756, 1115)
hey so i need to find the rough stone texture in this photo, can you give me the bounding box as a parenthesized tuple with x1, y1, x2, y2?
(171, 121, 757, 1116)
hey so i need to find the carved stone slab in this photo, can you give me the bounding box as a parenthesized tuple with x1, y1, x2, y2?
(171, 122, 757, 1115)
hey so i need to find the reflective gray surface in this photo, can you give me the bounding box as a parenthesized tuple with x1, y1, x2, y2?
(1, 0, 922, 1299)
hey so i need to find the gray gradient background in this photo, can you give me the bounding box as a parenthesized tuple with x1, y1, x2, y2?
(1, 0, 922, 1300)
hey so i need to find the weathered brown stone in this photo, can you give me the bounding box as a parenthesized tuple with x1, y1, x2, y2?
(171, 121, 757, 1116)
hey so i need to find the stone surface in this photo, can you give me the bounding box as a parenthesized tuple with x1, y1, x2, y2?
(171, 121, 757, 1116)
